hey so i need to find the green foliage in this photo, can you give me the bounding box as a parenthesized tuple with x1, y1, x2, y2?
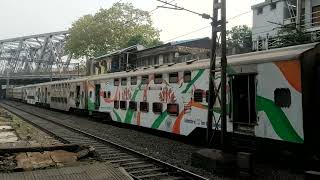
(227, 25, 252, 54)
(65, 3, 161, 58)
(276, 25, 312, 47)
(126, 34, 162, 47)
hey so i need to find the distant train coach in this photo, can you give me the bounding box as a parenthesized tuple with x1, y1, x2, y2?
(8, 43, 320, 154)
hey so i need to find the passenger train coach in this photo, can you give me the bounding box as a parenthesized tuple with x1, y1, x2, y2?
(7, 43, 320, 154)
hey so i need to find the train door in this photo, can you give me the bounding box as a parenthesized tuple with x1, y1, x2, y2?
(45, 87, 48, 103)
(231, 74, 257, 135)
(95, 84, 101, 109)
(76, 85, 80, 108)
(301, 49, 320, 156)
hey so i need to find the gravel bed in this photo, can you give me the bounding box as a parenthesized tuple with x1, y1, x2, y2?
(8, 101, 306, 180)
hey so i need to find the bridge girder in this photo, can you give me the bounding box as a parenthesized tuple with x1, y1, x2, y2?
(0, 31, 76, 77)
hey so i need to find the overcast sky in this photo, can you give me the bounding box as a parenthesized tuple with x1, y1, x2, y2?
(0, 0, 264, 41)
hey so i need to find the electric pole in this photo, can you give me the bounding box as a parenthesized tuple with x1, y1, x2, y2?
(296, 0, 302, 31)
(156, 0, 228, 148)
(207, 0, 228, 148)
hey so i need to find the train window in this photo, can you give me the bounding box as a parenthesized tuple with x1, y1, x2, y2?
(154, 74, 163, 84)
(129, 101, 137, 111)
(169, 72, 179, 83)
(114, 101, 119, 109)
(141, 75, 149, 84)
(274, 88, 291, 108)
(107, 91, 111, 98)
(131, 77, 137, 85)
(153, 102, 163, 113)
(206, 90, 209, 103)
(64, 98, 67, 104)
(194, 89, 204, 102)
(114, 79, 120, 86)
(167, 103, 179, 116)
(184, 71, 191, 82)
(120, 101, 127, 110)
(140, 102, 149, 112)
(103, 91, 107, 98)
(121, 78, 127, 86)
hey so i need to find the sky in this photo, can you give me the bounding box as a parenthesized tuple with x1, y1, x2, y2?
(0, 0, 265, 42)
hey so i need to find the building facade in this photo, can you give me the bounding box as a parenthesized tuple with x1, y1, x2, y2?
(252, 0, 320, 51)
(91, 38, 211, 75)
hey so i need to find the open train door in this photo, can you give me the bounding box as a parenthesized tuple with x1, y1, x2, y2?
(95, 84, 101, 110)
(300, 44, 320, 157)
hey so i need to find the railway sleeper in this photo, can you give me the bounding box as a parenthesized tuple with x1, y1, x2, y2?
(123, 164, 155, 170)
(107, 158, 140, 163)
(104, 155, 134, 160)
(135, 172, 169, 179)
(129, 167, 164, 174)
(120, 161, 150, 167)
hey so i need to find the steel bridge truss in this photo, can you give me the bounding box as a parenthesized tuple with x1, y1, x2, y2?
(0, 31, 74, 76)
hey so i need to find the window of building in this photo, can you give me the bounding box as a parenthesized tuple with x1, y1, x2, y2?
(270, 2, 276, 10)
(89, 91, 92, 98)
(141, 75, 149, 84)
(167, 103, 179, 116)
(70, 92, 74, 97)
(121, 78, 127, 86)
(154, 74, 163, 84)
(312, 5, 320, 26)
(107, 91, 111, 98)
(129, 101, 137, 111)
(131, 77, 137, 85)
(257, 7, 263, 15)
(194, 89, 203, 102)
(120, 101, 127, 110)
(274, 88, 291, 108)
(140, 102, 149, 112)
(184, 71, 191, 82)
(114, 78, 120, 86)
(114, 101, 119, 109)
(153, 102, 163, 113)
(103, 91, 107, 98)
(169, 72, 179, 83)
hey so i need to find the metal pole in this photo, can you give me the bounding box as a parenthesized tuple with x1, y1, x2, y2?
(296, 0, 302, 31)
(220, 0, 228, 149)
(6, 70, 10, 99)
(207, 0, 219, 147)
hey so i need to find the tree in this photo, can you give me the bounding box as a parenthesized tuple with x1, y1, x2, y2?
(227, 25, 252, 54)
(65, 3, 161, 58)
(276, 24, 311, 48)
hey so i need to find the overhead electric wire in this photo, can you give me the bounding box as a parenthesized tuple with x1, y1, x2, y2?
(163, 10, 253, 42)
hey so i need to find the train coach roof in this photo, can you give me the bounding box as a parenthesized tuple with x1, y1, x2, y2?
(21, 76, 88, 88)
(88, 42, 319, 81)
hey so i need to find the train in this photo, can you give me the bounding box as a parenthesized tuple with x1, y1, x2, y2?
(6, 42, 320, 155)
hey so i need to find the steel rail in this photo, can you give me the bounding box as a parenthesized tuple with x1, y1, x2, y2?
(1, 101, 208, 180)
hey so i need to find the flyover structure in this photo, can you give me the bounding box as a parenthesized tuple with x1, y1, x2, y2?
(0, 31, 82, 85)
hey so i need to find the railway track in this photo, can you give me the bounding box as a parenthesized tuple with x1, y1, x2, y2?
(0, 101, 208, 180)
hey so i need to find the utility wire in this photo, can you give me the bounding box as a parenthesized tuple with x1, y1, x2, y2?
(150, 0, 176, 13)
(163, 10, 253, 42)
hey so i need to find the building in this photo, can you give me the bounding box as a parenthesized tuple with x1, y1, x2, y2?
(135, 37, 211, 68)
(91, 38, 211, 75)
(252, 0, 320, 51)
(92, 45, 145, 75)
